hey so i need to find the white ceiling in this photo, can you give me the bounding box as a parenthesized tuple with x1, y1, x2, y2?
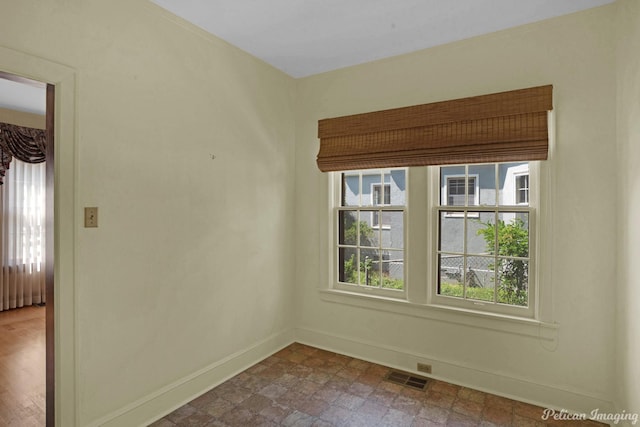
(0, 77, 46, 116)
(0, 1, 615, 114)
(151, 0, 614, 78)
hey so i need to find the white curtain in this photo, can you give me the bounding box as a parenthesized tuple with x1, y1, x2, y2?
(0, 159, 46, 311)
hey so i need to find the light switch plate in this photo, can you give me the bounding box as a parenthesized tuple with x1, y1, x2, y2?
(84, 207, 98, 228)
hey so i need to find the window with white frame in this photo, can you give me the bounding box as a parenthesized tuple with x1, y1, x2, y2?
(336, 169, 406, 294)
(516, 174, 529, 204)
(371, 183, 391, 227)
(443, 172, 479, 218)
(330, 162, 537, 318)
(445, 176, 476, 206)
(434, 162, 534, 317)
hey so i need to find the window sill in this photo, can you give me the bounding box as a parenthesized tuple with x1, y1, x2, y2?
(319, 288, 558, 341)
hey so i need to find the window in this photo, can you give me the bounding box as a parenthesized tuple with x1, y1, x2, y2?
(516, 174, 529, 204)
(330, 162, 537, 319)
(371, 183, 391, 227)
(443, 173, 479, 218)
(446, 177, 475, 206)
(434, 162, 533, 317)
(336, 169, 406, 295)
(322, 86, 550, 323)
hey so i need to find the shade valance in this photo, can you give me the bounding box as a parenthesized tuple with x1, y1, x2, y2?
(317, 85, 553, 172)
(0, 122, 47, 184)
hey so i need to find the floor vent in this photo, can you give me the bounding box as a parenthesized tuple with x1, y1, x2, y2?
(384, 370, 429, 390)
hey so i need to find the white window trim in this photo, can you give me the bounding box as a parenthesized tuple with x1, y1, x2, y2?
(319, 288, 558, 340)
(326, 161, 553, 332)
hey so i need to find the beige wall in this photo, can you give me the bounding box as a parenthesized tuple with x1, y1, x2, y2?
(2, 0, 637, 424)
(1, 0, 296, 425)
(295, 4, 618, 414)
(616, 0, 640, 418)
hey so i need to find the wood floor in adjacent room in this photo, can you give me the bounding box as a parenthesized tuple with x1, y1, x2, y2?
(151, 343, 606, 427)
(0, 306, 45, 427)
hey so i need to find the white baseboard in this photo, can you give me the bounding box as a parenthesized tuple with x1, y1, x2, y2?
(295, 327, 614, 417)
(87, 326, 614, 426)
(89, 329, 295, 427)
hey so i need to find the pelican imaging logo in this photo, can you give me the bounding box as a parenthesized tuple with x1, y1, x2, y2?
(541, 408, 639, 425)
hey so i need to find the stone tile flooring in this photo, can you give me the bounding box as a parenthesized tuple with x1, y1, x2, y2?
(150, 343, 605, 426)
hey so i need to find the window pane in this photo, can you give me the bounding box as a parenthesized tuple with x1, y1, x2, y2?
(438, 253, 464, 299)
(362, 173, 382, 207)
(359, 249, 379, 287)
(389, 170, 406, 205)
(498, 162, 529, 205)
(466, 255, 495, 302)
(467, 211, 493, 255)
(341, 173, 360, 207)
(496, 212, 529, 258)
(360, 210, 380, 245)
(439, 211, 464, 253)
(338, 247, 359, 284)
(440, 166, 465, 205)
(338, 210, 358, 245)
(380, 250, 404, 290)
(497, 259, 528, 306)
(380, 210, 403, 249)
(469, 164, 496, 206)
(466, 177, 476, 206)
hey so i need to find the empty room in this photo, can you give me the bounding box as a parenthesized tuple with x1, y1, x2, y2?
(0, 0, 638, 426)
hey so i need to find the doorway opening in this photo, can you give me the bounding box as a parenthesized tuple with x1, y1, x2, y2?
(0, 70, 54, 426)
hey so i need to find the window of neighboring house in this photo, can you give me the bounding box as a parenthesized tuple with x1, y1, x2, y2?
(446, 176, 475, 206)
(434, 162, 533, 317)
(516, 174, 529, 204)
(372, 183, 391, 227)
(443, 174, 479, 218)
(336, 169, 406, 296)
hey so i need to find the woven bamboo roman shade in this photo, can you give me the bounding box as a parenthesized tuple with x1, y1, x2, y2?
(316, 85, 553, 172)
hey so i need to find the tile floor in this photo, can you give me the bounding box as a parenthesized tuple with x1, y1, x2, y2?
(150, 343, 605, 427)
